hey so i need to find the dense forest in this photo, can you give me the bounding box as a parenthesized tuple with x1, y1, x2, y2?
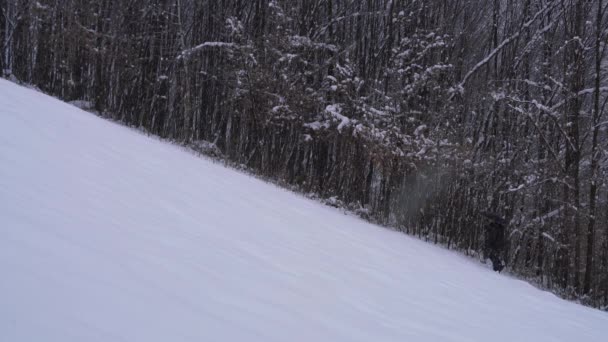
(2, 0, 607, 309)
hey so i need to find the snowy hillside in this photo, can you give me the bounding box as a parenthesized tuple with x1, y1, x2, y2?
(1, 78, 607, 341)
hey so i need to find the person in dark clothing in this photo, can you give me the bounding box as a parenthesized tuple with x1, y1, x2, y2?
(482, 212, 506, 272)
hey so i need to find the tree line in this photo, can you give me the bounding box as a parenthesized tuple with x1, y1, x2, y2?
(2, 0, 607, 309)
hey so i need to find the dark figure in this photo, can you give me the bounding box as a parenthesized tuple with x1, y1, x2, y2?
(482, 212, 506, 272)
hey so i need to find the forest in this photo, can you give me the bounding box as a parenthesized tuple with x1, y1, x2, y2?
(2, 0, 607, 309)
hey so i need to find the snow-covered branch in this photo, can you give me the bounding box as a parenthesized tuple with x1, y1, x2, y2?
(178, 42, 236, 60)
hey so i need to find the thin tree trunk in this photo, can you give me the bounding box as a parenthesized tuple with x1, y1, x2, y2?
(583, 0, 604, 296)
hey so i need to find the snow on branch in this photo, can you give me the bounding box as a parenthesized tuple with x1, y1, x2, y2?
(326, 104, 350, 132)
(178, 42, 236, 60)
(542, 232, 556, 243)
(532, 207, 563, 224)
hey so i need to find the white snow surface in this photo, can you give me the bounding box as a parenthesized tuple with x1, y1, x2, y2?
(1, 78, 607, 341)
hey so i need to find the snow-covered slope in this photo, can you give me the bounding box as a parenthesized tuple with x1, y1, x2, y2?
(1, 78, 607, 342)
